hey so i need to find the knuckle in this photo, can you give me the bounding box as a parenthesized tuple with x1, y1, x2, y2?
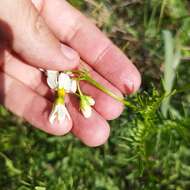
(33, 14, 47, 35)
(26, 2, 49, 37)
(65, 14, 84, 42)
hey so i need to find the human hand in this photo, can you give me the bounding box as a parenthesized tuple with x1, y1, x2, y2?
(0, 0, 141, 147)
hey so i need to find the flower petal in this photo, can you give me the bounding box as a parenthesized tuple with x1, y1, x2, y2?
(50, 104, 72, 124)
(81, 105, 92, 118)
(49, 104, 58, 125)
(86, 96, 95, 106)
(63, 105, 71, 120)
(58, 73, 72, 92)
(57, 104, 66, 123)
(70, 80, 77, 93)
(49, 112, 56, 125)
(47, 70, 59, 89)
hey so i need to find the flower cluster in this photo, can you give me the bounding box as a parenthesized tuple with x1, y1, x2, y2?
(46, 68, 133, 126)
(47, 70, 95, 125)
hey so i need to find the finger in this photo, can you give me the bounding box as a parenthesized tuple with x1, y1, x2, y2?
(2, 51, 54, 101)
(2, 51, 124, 120)
(67, 95, 110, 147)
(32, 0, 141, 93)
(0, 71, 72, 135)
(0, 0, 79, 70)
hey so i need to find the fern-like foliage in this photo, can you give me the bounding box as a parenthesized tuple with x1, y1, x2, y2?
(110, 88, 190, 189)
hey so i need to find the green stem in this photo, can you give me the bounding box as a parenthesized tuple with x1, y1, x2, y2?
(77, 81, 83, 96)
(84, 75, 135, 109)
(74, 92, 81, 97)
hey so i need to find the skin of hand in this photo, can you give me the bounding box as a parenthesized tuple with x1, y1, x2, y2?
(0, 0, 141, 147)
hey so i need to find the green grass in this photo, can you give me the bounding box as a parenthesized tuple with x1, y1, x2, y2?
(0, 0, 190, 189)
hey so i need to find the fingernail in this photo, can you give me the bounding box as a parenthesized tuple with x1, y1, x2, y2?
(60, 44, 78, 60)
(124, 78, 134, 94)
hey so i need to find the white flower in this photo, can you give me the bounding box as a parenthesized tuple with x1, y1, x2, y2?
(80, 95, 95, 118)
(46, 71, 76, 125)
(49, 103, 71, 125)
(46, 71, 77, 93)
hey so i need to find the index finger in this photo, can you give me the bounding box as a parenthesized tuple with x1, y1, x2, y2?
(32, 0, 141, 94)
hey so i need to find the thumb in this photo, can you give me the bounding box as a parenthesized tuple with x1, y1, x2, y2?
(0, 0, 79, 70)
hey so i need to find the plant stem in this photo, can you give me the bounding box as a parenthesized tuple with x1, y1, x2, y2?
(77, 81, 83, 96)
(84, 75, 135, 109)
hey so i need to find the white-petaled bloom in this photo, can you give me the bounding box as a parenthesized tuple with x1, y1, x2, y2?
(47, 71, 77, 93)
(47, 71, 77, 125)
(49, 87, 71, 124)
(80, 95, 95, 118)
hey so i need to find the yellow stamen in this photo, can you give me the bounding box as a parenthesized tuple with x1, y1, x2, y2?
(55, 97, 64, 105)
(58, 88, 65, 97)
(55, 88, 66, 105)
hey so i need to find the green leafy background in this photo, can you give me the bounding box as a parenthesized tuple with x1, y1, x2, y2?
(0, 0, 190, 189)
